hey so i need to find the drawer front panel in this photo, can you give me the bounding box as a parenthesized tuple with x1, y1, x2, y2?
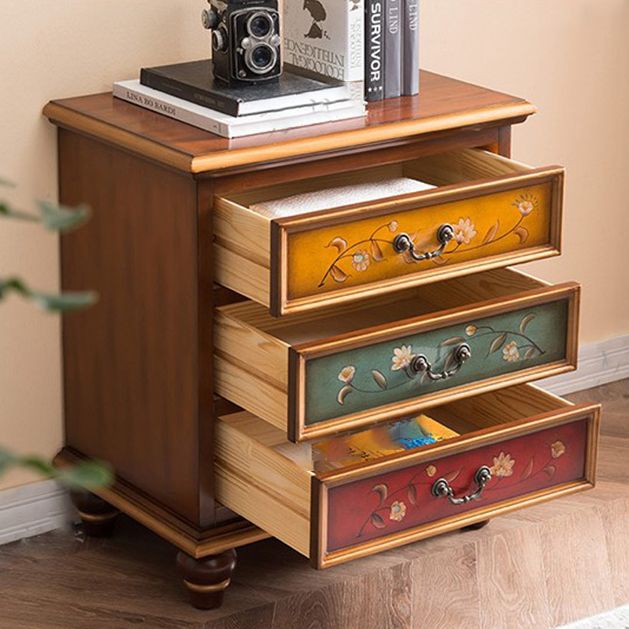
(284, 179, 557, 308)
(305, 299, 568, 426)
(316, 410, 597, 567)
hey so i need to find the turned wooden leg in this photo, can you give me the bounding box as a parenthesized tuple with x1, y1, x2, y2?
(177, 549, 237, 610)
(70, 491, 120, 538)
(462, 519, 490, 531)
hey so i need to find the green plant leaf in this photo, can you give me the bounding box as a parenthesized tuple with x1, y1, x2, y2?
(56, 461, 114, 490)
(0, 201, 39, 222)
(0, 277, 29, 301)
(0, 448, 18, 475)
(18, 455, 56, 477)
(36, 200, 91, 232)
(30, 289, 98, 312)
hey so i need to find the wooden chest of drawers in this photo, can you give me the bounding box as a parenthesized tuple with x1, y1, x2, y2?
(44, 70, 600, 610)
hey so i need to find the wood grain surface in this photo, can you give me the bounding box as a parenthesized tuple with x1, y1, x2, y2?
(1, 379, 626, 629)
(43, 71, 536, 174)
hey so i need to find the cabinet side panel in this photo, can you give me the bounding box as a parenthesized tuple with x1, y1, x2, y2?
(58, 130, 203, 524)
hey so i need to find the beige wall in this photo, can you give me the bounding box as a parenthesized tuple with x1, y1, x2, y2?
(1, 1, 628, 491)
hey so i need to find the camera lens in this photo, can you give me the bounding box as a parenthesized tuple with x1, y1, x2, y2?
(247, 12, 273, 38)
(251, 44, 274, 70)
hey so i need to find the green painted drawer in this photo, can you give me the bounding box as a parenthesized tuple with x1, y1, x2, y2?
(215, 268, 579, 442)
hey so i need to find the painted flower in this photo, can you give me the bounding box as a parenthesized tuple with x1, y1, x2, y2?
(388, 220, 399, 233)
(551, 440, 566, 459)
(352, 250, 371, 272)
(502, 341, 520, 362)
(465, 324, 478, 336)
(513, 193, 538, 217)
(338, 366, 356, 384)
(391, 345, 415, 371)
(453, 217, 477, 245)
(389, 501, 407, 522)
(425, 464, 437, 478)
(491, 451, 515, 477)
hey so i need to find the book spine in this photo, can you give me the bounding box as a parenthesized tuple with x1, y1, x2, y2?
(364, 0, 385, 102)
(140, 68, 239, 117)
(402, 0, 419, 95)
(113, 83, 229, 137)
(384, 0, 402, 98)
(348, 0, 365, 82)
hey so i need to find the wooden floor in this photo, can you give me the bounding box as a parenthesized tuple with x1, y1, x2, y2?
(1, 380, 628, 629)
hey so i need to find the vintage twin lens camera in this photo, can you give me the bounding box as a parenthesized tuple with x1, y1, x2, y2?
(202, 0, 281, 86)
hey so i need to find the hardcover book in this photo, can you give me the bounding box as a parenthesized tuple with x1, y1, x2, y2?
(114, 80, 365, 139)
(140, 59, 350, 117)
(365, 0, 385, 102)
(384, 0, 402, 98)
(402, 0, 420, 95)
(283, 0, 365, 83)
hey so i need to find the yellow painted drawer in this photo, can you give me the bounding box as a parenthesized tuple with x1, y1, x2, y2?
(214, 268, 579, 442)
(215, 384, 600, 568)
(214, 149, 564, 316)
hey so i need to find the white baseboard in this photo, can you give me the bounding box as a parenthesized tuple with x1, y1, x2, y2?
(540, 334, 629, 396)
(0, 479, 75, 546)
(1, 336, 628, 547)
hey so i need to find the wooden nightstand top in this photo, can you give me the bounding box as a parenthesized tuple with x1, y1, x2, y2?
(44, 70, 535, 175)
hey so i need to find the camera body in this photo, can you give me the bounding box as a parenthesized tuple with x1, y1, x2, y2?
(202, 0, 282, 86)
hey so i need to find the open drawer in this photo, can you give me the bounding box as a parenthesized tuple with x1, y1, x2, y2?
(214, 148, 564, 316)
(215, 384, 600, 568)
(215, 268, 580, 442)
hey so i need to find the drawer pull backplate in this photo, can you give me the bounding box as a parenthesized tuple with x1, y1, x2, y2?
(410, 343, 472, 381)
(393, 224, 455, 262)
(431, 465, 492, 505)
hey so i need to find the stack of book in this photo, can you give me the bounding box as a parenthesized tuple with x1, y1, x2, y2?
(283, 0, 420, 103)
(113, 60, 366, 139)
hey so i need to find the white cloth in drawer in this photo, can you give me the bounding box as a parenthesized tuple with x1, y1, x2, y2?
(250, 177, 435, 218)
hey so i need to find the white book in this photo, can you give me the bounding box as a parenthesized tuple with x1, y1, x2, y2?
(284, 0, 365, 83)
(113, 80, 366, 139)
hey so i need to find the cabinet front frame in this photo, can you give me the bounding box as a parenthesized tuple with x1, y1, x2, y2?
(288, 282, 580, 442)
(271, 166, 564, 316)
(310, 400, 600, 569)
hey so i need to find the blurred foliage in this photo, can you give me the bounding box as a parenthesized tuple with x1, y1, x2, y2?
(1, 180, 111, 489)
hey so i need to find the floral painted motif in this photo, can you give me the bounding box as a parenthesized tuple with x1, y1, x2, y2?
(389, 501, 407, 522)
(391, 345, 415, 371)
(357, 434, 570, 537)
(503, 341, 520, 362)
(318, 194, 540, 288)
(551, 440, 566, 459)
(335, 313, 545, 405)
(338, 366, 356, 384)
(491, 452, 515, 477)
(453, 217, 477, 245)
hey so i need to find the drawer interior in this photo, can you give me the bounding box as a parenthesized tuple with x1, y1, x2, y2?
(217, 267, 548, 347)
(215, 148, 536, 220)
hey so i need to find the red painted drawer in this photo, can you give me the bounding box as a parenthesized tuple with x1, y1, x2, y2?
(215, 384, 600, 568)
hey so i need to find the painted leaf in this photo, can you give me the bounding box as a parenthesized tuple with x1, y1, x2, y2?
(514, 226, 529, 244)
(543, 465, 556, 478)
(370, 240, 385, 262)
(521, 458, 534, 480)
(407, 484, 417, 505)
(489, 332, 508, 354)
(520, 313, 536, 334)
(444, 468, 461, 483)
(524, 347, 537, 360)
(371, 483, 388, 505)
(443, 350, 458, 373)
(337, 385, 353, 405)
(330, 265, 349, 283)
(370, 513, 386, 529)
(482, 220, 500, 244)
(440, 336, 466, 347)
(326, 237, 348, 253)
(372, 370, 388, 390)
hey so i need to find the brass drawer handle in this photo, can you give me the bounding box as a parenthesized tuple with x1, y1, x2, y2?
(431, 466, 492, 505)
(392, 224, 454, 261)
(409, 343, 471, 381)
